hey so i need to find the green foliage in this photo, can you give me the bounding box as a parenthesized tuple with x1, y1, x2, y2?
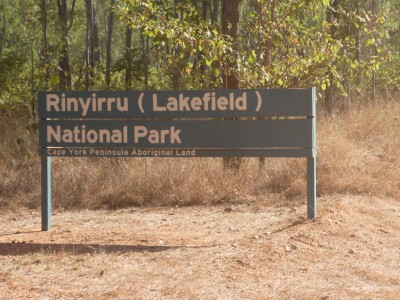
(0, 0, 399, 112)
(116, 0, 234, 89)
(239, 0, 395, 98)
(0, 49, 25, 90)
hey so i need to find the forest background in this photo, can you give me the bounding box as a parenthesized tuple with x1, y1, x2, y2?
(0, 0, 399, 210)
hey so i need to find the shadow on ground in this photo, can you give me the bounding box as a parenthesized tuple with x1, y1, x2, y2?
(0, 242, 180, 256)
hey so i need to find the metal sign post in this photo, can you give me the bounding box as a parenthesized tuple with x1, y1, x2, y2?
(41, 156, 51, 231)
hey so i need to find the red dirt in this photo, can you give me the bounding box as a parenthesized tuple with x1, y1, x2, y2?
(1, 195, 399, 299)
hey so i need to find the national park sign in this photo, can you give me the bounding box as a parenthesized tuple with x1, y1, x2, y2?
(38, 88, 317, 230)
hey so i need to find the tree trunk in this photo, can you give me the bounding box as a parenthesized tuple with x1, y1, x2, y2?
(40, 0, 50, 89)
(324, 0, 339, 115)
(56, 0, 74, 90)
(355, 2, 361, 87)
(222, 0, 241, 170)
(125, 26, 133, 90)
(265, 0, 276, 71)
(209, 0, 219, 86)
(202, 0, 209, 20)
(346, 0, 353, 113)
(92, 10, 101, 65)
(259, 0, 276, 167)
(221, 0, 240, 89)
(199, 0, 209, 84)
(140, 32, 150, 89)
(84, 0, 100, 90)
(371, 0, 377, 103)
(0, 13, 5, 58)
(84, 0, 93, 89)
(105, 0, 115, 88)
(213, 0, 219, 24)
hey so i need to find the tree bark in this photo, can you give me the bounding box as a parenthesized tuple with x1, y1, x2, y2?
(265, 0, 276, 71)
(0, 13, 5, 58)
(259, 0, 276, 167)
(140, 32, 150, 89)
(324, 0, 339, 115)
(202, 0, 209, 20)
(221, 0, 240, 89)
(199, 0, 209, 84)
(105, 0, 115, 88)
(222, 0, 241, 170)
(355, 2, 360, 79)
(213, 0, 219, 24)
(125, 26, 133, 90)
(84, 0, 100, 90)
(371, 0, 377, 103)
(56, 0, 75, 90)
(40, 0, 50, 89)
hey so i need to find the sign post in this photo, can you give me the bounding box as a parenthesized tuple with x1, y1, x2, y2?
(39, 88, 317, 230)
(307, 87, 317, 219)
(41, 156, 52, 231)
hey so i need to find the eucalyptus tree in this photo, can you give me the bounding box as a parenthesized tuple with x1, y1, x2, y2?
(39, 0, 50, 89)
(84, 0, 101, 90)
(56, 0, 76, 90)
(105, 0, 116, 88)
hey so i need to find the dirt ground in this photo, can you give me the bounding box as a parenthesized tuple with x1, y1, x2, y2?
(1, 195, 399, 299)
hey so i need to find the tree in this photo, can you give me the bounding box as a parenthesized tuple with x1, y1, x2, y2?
(221, 0, 242, 170)
(105, 0, 116, 88)
(0, 11, 5, 57)
(371, 0, 377, 103)
(324, 0, 340, 114)
(56, 0, 75, 90)
(221, 0, 240, 90)
(84, 0, 100, 90)
(125, 24, 132, 90)
(39, 0, 50, 89)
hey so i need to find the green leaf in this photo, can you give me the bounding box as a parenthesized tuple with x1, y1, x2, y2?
(366, 38, 375, 46)
(322, 0, 330, 7)
(350, 60, 359, 69)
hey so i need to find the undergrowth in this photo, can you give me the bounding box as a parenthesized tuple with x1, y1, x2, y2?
(1, 100, 399, 210)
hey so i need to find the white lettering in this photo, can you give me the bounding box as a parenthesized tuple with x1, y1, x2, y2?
(134, 126, 148, 143)
(133, 126, 181, 144)
(217, 96, 228, 110)
(150, 92, 248, 113)
(46, 93, 129, 116)
(179, 94, 190, 111)
(167, 97, 178, 111)
(46, 125, 127, 144)
(170, 126, 181, 144)
(153, 94, 166, 111)
(46, 94, 60, 112)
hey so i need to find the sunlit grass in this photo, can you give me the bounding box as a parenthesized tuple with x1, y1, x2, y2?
(1, 100, 399, 210)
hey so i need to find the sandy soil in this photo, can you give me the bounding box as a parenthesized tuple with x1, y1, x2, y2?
(1, 195, 399, 299)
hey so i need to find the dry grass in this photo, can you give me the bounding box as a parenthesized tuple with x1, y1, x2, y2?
(317, 101, 400, 198)
(1, 100, 399, 210)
